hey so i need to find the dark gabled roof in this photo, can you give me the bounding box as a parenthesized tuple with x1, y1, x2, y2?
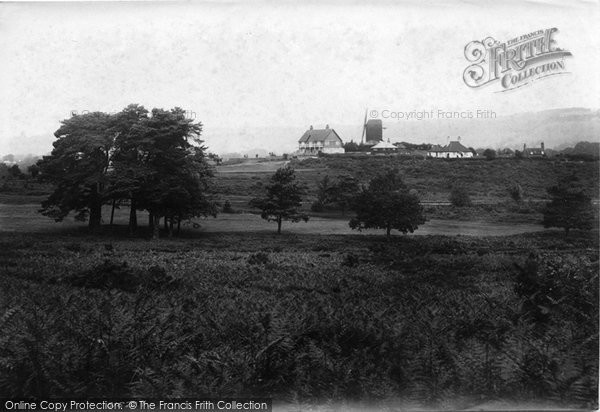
(444, 141, 469, 152)
(298, 128, 342, 143)
(429, 144, 444, 152)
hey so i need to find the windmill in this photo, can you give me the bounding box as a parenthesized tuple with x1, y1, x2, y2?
(360, 108, 385, 144)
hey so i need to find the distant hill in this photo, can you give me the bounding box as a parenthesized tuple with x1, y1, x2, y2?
(561, 141, 600, 157)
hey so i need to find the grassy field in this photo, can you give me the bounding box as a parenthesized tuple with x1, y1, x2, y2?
(0, 203, 551, 236)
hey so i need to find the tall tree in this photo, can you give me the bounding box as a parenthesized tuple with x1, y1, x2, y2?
(543, 177, 595, 236)
(37, 112, 115, 230)
(133, 107, 216, 239)
(349, 169, 425, 237)
(109, 104, 150, 234)
(250, 166, 308, 234)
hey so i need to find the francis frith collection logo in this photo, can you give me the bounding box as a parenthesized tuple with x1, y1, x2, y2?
(463, 28, 572, 92)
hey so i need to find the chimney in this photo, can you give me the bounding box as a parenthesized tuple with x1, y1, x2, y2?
(457, 136, 461, 141)
(523, 143, 526, 151)
(325, 124, 329, 129)
(541, 142, 545, 151)
(310, 125, 313, 130)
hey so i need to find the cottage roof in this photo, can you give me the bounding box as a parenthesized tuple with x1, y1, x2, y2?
(371, 141, 397, 150)
(298, 128, 340, 143)
(444, 141, 469, 152)
(429, 144, 444, 152)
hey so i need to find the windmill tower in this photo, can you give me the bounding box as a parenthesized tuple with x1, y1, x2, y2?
(360, 108, 385, 145)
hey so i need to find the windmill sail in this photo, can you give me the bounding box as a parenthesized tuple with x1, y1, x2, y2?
(361, 108, 368, 144)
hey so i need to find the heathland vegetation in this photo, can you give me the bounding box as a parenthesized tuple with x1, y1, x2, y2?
(0, 231, 597, 408)
(0, 108, 598, 408)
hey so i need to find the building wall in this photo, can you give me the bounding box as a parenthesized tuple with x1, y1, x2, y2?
(323, 134, 342, 147)
(322, 147, 345, 154)
(428, 151, 473, 158)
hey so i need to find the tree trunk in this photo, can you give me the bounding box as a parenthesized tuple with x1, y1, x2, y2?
(176, 215, 181, 236)
(152, 214, 161, 240)
(277, 217, 282, 234)
(129, 198, 137, 234)
(88, 199, 102, 231)
(386, 224, 391, 238)
(168, 216, 174, 238)
(148, 212, 154, 230)
(164, 217, 168, 231)
(110, 199, 116, 227)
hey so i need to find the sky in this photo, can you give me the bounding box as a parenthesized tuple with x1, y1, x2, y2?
(0, 0, 599, 156)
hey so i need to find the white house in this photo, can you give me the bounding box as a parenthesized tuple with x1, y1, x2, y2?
(298, 125, 344, 155)
(428, 140, 473, 158)
(371, 140, 398, 153)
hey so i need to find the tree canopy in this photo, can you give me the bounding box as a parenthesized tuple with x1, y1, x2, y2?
(250, 166, 308, 234)
(349, 169, 425, 237)
(38, 111, 115, 228)
(37, 104, 215, 236)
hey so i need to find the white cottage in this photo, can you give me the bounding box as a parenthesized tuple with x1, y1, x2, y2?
(428, 140, 473, 158)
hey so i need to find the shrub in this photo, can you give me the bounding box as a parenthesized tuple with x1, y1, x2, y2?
(310, 201, 324, 212)
(508, 183, 524, 204)
(222, 200, 234, 213)
(60, 260, 177, 292)
(341, 253, 360, 267)
(483, 149, 497, 160)
(247, 252, 270, 265)
(449, 186, 472, 207)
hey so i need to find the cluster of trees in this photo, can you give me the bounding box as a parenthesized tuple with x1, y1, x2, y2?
(311, 174, 359, 214)
(0, 164, 25, 180)
(349, 170, 425, 236)
(251, 167, 426, 237)
(37, 104, 215, 238)
(342, 141, 374, 152)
